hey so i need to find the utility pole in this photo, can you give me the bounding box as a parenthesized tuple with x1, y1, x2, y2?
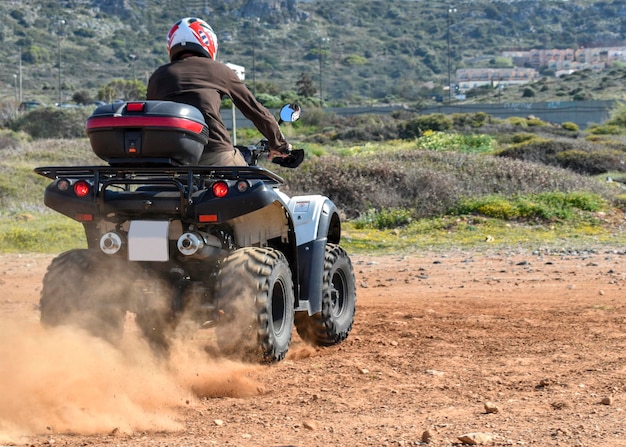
(319, 37, 329, 108)
(57, 19, 66, 105)
(129, 54, 137, 81)
(447, 7, 456, 104)
(251, 18, 259, 96)
(18, 47, 22, 103)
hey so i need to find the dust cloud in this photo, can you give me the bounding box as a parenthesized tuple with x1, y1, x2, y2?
(0, 317, 264, 444)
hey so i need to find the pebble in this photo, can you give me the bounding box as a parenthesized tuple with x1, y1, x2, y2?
(458, 432, 493, 445)
(303, 420, 318, 430)
(421, 429, 434, 443)
(484, 401, 499, 414)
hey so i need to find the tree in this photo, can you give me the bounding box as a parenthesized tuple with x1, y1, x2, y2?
(72, 90, 92, 105)
(296, 73, 316, 98)
(97, 79, 146, 102)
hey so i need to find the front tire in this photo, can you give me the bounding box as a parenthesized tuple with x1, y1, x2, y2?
(214, 247, 295, 363)
(40, 249, 128, 344)
(295, 244, 356, 346)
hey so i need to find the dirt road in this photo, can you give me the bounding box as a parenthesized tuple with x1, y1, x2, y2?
(1, 248, 625, 446)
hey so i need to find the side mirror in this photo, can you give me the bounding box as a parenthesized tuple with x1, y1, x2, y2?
(278, 103, 301, 124)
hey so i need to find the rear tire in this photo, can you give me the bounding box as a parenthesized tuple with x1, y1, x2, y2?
(295, 244, 356, 346)
(40, 249, 127, 344)
(214, 247, 294, 363)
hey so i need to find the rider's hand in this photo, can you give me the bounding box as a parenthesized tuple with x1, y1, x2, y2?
(269, 142, 292, 159)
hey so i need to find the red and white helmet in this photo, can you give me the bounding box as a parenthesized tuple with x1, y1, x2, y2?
(167, 17, 218, 61)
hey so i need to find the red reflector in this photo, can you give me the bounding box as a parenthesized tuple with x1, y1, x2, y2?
(126, 102, 145, 112)
(73, 180, 90, 197)
(75, 213, 94, 222)
(198, 214, 218, 223)
(86, 116, 205, 134)
(212, 181, 229, 198)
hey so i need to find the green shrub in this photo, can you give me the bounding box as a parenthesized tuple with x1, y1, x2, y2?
(562, 122, 579, 131)
(280, 146, 617, 219)
(509, 133, 539, 144)
(454, 196, 519, 219)
(498, 137, 571, 163)
(604, 102, 626, 127)
(353, 208, 413, 230)
(12, 107, 93, 139)
(331, 114, 400, 141)
(400, 113, 452, 138)
(451, 112, 491, 128)
(452, 192, 607, 222)
(507, 116, 529, 127)
(526, 117, 547, 127)
(255, 93, 283, 108)
(298, 107, 337, 128)
(556, 149, 626, 175)
(0, 129, 30, 150)
(416, 131, 496, 153)
(586, 124, 622, 135)
(0, 213, 86, 253)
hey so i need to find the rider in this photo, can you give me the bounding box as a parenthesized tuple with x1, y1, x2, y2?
(147, 17, 291, 166)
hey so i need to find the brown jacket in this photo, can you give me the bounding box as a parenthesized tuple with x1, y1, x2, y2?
(146, 55, 288, 156)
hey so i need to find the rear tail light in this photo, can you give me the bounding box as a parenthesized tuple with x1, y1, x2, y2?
(126, 102, 145, 112)
(73, 180, 91, 197)
(212, 181, 229, 198)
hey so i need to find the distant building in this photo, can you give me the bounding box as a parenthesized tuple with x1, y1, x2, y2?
(502, 46, 626, 72)
(456, 68, 539, 92)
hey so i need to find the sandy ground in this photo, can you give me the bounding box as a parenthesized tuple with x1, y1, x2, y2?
(0, 247, 625, 447)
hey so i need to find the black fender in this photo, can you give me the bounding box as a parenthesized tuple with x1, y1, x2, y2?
(294, 198, 342, 314)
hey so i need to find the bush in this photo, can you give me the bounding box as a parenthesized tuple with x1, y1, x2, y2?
(453, 192, 607, 222)
(562, 122, 579, 131)
(353, 208, 413, 229)
(556, 149, 626, 175)
(279, 146, 617, 219)
(298, 107, 337, 128)
(587, 124, 623, 135)
(331, 114, 400, 141)
(11, 107, 92, 139)
(255, 93, 283, 108)
(497, 137, 572, 163)
(399, 113, 452, 138)
(451, 112, 491, 128)
(0, 129, 30, 150)
(416, 131, 496, 153)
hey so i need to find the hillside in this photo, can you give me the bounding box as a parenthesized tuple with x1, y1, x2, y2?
(1, 0, 626, 107)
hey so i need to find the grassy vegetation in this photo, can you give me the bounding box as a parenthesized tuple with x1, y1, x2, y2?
(0, 108, 624, 255)
(342, 216, 622, 255)
(0, 212, 85, 253)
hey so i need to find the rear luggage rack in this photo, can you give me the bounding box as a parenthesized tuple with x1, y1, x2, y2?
(34, 165, 285, 184)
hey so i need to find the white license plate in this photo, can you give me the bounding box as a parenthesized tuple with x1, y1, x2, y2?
(128, 220, 169, 262)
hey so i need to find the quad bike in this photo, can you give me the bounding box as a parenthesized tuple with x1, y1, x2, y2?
(34, 101, 356, 363)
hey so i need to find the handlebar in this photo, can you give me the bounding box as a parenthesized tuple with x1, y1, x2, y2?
(237, 140, 304, 169)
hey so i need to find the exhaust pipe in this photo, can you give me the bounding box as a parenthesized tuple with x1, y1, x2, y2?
(177, 232, 222, 258)
(100, 231, 123, 255)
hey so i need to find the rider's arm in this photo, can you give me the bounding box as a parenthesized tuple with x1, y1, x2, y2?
(217, 64, 290, 154)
